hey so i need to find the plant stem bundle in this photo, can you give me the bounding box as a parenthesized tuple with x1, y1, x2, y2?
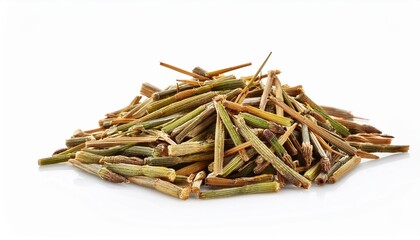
(38, 55, 409, 200)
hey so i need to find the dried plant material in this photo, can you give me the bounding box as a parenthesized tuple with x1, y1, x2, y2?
(328, 156, 361, 183)
(129, 176, 191, 200)
(240, 112, 285, 134)
(213, 113, 225, 175)
(38, 54, 409, 200)
(75, 151, 103, 164)
(235, 52, 272, 104)
(224, 100, 293, 126)
(99, 155, 144, 165)
(335, 118, 381, 134)
(168, 141, 214, 156)
(144, 153, 214, 167)
(104, 163, 176, 182)
(205, 62, 252, 77)
(234, 116, 311, 189)
(191, 171, 206, 194)
(320, 105, 357, 120)
(221, 149, 257, 177)
(199, 182, 280, 199)
(68, 159, 101, 176)
(224, 141, 252, 156)
(262, 129, 295, 169)
(345, 134, 392, 145)
(174, 174, 195, 186)
(301, 124, 313, 166)
(296, 93, 351, 137)
(160, 62, 209, 81)
(140, 82, 161, 98)
(205, 174, 274, 187)
(259, 70, 276, 110)
(98, 167, 129, 183)
(214, 100, 249, 161)
(38, 153, 76, 166)
(273, 75, 284, 116)
(303, 162, 321, 181)
(86, 136, 159, 148)
(175, 161, 211, 176)
(192, 66, 208, 77)
(349, 142, 409, 153)
(309, 132, 331, 173)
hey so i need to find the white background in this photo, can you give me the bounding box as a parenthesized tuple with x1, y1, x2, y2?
(1, 0, 419, 239)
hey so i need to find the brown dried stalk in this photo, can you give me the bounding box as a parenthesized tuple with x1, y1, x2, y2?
(129, 176, 191, 200)
(140, 82, 161, 98)
(160, 62, 209, 81)
(205, 62, 252, 77)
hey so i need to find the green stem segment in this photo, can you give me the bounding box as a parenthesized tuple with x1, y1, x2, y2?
(270, 96, 356, 156)
(104, 163, 176, 182)
(199, 181, 280, 199)
(262, 129, 295, 169)
(38, 153, 75, 166)
(214, 100, 249, 161)
(296, 93, 350, 137)
(240, 112, 284, 134)
(234, 115, 311, 189)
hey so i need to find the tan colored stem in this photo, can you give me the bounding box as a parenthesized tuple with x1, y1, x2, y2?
(328, 156, 361, 183)
(129, 176, 191, 200)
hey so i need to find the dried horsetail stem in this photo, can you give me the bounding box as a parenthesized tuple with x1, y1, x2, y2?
(205, 62, 252, 77)
(174, 174, 195, 186)
(68, 159, 128, 183)
(224, 100, 293, 126)
(259, 70, 276, 110)
(309, 132, 331, 173)
(104, 163, 176, 182)
(98, 167, 130, 183)
(38, 54, 409, 200)
(175, 161, 211, 176)
(144, 153, 214, 167)
(262, 129, 295, 169)
(192, 66, 207, 76)
(174, 103, 216, 143)
(161, 105, 206, 133)
(191, 171, 206, 194)
(328, 156, 361, 183)
(233, 115, 311, 189)
(129, 176, 191, 200)
(199, 181, 280, 199)
(168, 141, 214, 156)
(214, 99, 249, 161)
(147, 79, 244, 113)
(301, 124, 313, 166)
(240, 112, 284, 134)
(349, 142, 409, 153)
(270, 96, 357, 156)
(213, 109, 225, 175)
(335, 118, 381, 134)
(296, 93, 351, 137)
(99, 155, 144, 165)
(319, 105, 357, 120)
(205, 174, 274, 188)
(140, 82, 161, 98)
